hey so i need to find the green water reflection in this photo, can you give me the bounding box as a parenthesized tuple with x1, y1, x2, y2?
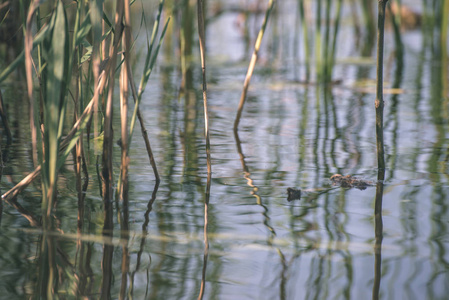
(1, 0, 449, 299)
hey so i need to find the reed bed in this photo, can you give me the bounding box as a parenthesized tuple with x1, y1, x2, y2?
(0, 1, 169, 295)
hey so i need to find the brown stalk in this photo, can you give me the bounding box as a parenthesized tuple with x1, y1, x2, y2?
(119, 1, 132, 299)
(234, 0, 275, 130)
(197, 0, 211, 176)
(24, 0, 38, 167)
(102, 0, 124, 210)
(100, 1, 125, 298)
(197, 2, 211, 298)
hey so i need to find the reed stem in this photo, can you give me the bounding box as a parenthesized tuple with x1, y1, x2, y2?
(197, 0, 211, 175)
(234, 0, 275, 130)
(24, 0, 38, 168)
(375, 0, 388, 180)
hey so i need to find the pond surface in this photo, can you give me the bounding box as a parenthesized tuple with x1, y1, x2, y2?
(1, 1, 449, 299)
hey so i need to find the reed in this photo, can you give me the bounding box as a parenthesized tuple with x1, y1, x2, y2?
(1, 0, 167, 208)
(197, 2, 212, 296)
(296, 0, 343, 83)
(197, 0, 211, 175)
(375, 0, 388, 179)
(234, 0, 275, 130)
(128, 0, 169, 183)
(24, 0, 38, 168)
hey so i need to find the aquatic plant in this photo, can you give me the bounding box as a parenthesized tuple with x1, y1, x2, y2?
(234, 0, 275, 130)
(0, 1, 168, 295)
(375, 0, 388, 181)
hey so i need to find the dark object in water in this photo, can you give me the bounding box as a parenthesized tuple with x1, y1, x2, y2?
(330, 174, 374, 190)
(287, 188, 302, 201)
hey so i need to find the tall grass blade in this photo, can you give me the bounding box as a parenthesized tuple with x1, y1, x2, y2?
(41, 0, 69, 225)
(0, 16, 49, 83)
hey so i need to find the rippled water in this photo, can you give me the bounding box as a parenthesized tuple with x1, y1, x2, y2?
(1, 1, 448, 299)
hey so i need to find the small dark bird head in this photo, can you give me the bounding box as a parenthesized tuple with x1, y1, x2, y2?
(287, 188, 301, 201)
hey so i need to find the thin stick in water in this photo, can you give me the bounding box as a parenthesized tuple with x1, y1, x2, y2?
(375, 0, 388, 181)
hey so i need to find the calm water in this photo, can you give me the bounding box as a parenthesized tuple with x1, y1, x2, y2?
(1, 1, 449, 299)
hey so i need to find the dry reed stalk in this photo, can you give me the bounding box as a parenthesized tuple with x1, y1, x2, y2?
(197, 0, 211, 175)
(197, 2, 211, 297)
(24, 0, 38, 168)
(117, 0, 132, 205)
(119, 2, 132, 297)
(1, 0, 117, 204)
(102, 0, 124, 207)
(100, 1, 126, 296)
(233, 0, 275, 130)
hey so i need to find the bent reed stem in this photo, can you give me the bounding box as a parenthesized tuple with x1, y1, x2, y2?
(234, 0, 275, 130)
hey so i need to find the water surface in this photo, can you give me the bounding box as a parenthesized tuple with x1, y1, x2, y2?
(0, 1, 448, 299)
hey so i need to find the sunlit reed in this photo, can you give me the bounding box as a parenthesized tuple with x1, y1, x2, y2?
(234, 0, 275, 130)
(197, 0, 212, 175)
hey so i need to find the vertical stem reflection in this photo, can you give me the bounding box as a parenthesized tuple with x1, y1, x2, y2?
(372, 179, 384, 300)
(198, 172, 211, 300)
